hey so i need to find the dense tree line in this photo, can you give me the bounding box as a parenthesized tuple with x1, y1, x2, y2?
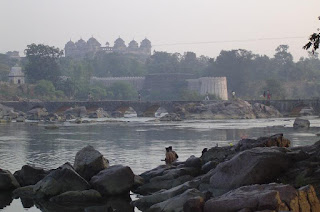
(2, 41, 320, 101)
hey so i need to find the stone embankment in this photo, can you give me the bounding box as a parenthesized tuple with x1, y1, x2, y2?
(1, 134, 320, 211)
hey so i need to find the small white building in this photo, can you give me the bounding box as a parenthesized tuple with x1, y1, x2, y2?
(8, 66, 25, 84)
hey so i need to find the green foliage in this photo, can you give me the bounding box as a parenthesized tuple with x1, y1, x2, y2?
(24, 44, 63, 84)
(106, 81, 138, 100)
(263, 79, 286, 99)
(92, 52, 146, 77)
(34, 80, 56, 96)
(146, 51, 180, 74)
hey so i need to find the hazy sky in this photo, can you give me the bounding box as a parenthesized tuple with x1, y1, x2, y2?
(0, 0, 319, 60)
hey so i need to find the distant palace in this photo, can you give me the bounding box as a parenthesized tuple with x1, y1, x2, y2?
(64, 37, 152, 59)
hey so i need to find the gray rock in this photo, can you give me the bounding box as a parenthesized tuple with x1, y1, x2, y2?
(201, 161, 218, 174)
(16, 116, 25, 122)
(185, 156, 202, 169)
(133, 180, 201, 211)
(33, 163, 90, 198)
(235, 133, 291, 151)
(90, 165, 134, 196)
(0, 191, 13, 209)
(135, 175, 194, 195)
(12, 185, 35, 198)
(74, 145, 109, 181)
(65, 106, 87, 118)
(147, 188, 204, 212)
(293, 118, 310, 129)
(201, 146, 235, 164)
(209, 147, 291, 193)
(49, 189, 102, 204)
(0, 169, 20, 191)
(13, 165, 48, 186)
(160, 113, 182, 121)
(111, 111, 123, 118)
(183, 196, 205, 212)
(252, 103, 283, 118)
(27, 107, 48, 120)
(88, 108, 108, 118)
(204, 183, 320, 212)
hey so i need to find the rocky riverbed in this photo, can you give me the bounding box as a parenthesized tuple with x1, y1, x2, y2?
(1, 134, 320, 211)
(0, 99, 282, 124)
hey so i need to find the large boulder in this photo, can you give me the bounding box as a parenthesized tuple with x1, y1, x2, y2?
(90, 165, 134, 196)
(0, 169, 20, 190)
(135, 167, 199, 195)
(33, 163, 90, 198)
(147, 188, 204, 212)
(0, 104, 18, 120)
(27, 107, 48, 120)
(209, 147, 291, 193)
(74, 145, 109, 181)
(159, 113, 182, 121)
(293, 118, 310, 129)
(204, 183, 320, 212)
(235, 133, 290, 151)
(200, 146, 235, 164)
(88, 108, 109, 118)
(133, 180, 201, 211)
(49, 189, 102, 204)
(0, 191, 13, 209)
(252, 103, 282, 118)
(64, 106, 87, 118)
(14, 165, 48, 186)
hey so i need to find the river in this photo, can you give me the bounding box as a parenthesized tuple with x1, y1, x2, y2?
(1, 116, 320, 211)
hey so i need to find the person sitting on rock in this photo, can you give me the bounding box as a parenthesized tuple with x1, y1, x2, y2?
(168, 146, 179, 159)
(165, 146, 179, 165)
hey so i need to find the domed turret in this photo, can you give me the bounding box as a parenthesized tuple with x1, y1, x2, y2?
(113, 37, 127, 52)
(140, 38, 152, 55)
(140, 38, 151, 48)
(75, 38, 87, 48)
(87, 37, 101, 46)
(65, 40, 75, 48)
(128, 40, 139, 49)
(65, 40, 76, 57)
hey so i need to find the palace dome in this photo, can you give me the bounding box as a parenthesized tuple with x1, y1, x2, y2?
(87, 37, 101, 46)
(128, 40, 139, 49)
(140, 38, 151, 48)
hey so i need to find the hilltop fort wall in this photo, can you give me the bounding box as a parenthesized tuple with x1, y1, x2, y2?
(187, 77, 228, 100)
(91, 75, 228, 100)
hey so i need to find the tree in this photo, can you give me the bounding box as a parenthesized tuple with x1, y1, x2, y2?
(107, 81, 138, 100)
(24, 44, 63, 84)
(146, 51, 180, 74)
(304, 17, 320, 53)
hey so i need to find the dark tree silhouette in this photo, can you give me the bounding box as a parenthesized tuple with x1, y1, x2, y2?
(304, 17, 320, 53)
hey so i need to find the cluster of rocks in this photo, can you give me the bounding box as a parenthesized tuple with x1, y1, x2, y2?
(162, 99, 283, 121)
(0, 103, 110, 123)
(0, 145, 136, 211)
(1, 134, 320, 211)
(132, 134, 320, 211)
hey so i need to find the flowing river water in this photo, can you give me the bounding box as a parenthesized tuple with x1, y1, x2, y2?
(1, 116, 320, 211)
